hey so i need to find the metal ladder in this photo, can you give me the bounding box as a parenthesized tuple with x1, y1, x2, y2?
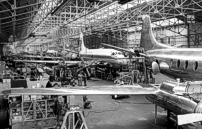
(60, 110, 88, 129)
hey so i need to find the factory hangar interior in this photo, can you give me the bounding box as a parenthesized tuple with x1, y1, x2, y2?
(1, 0, 202, 129)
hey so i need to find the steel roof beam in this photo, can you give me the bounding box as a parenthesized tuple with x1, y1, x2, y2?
(1, 15, 35, 25)
(0, 7, 47, 20)
(0, 2, 12, 17)
(0, 0, 62, 41)
(34, 0, 113, 36)
(2, 22, 31, 31)
(1, 20, 31, 29)
(2, 25, 29, 33)
(23, 0, 62, 38)
(3, 28, 27, 34)
(0, 1, 45, 14)
(12, 0, 17, 42)
(83, 0, 201, 33)
(6, 0, 202, 45)
(0, 19, 8, 40)
(46, 0, 202, 44)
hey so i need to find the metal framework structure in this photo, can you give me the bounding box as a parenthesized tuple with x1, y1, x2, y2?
(47, 0, 202, 48)
(0, 0, 62, 42)
(33, 0, 114, 35)
(1, 0, 202, 48)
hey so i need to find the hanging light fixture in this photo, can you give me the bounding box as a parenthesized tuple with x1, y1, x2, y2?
(154, 9, 159, 14)
(179, 12, 185, 16)
(175, 3, 180, 8)
(63, 20, 67, 25)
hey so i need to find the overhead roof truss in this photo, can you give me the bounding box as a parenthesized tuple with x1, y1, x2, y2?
(33, 0, 113, 35)
(44, 0, 202, 47)
(0, 0, 62, 42)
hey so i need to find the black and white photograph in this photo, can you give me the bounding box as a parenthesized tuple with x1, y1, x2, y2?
(0, 0, 202, 129)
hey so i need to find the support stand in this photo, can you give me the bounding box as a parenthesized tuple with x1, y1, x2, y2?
(155, 104, 157, 124)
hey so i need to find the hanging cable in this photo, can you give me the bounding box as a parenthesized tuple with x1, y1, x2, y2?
(83, 99, 153, 117)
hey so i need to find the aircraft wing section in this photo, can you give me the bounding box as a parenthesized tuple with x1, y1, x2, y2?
(14, 60, 60, 64)
(65, 61, 81, 64)
(173, 44, 183, 48)
(2, 85, 157, 95)
(13, 60, 81, 64)
(177, 113, 202, 125)
(101, 43, 136, 54)
(21, 55, 41, 58)
(101, 43, 146, 56)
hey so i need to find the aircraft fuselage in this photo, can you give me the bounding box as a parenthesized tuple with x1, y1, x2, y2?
(79, 48, 128, 68)
(146, 48, 202, 81)
(146, 90, 197, 114)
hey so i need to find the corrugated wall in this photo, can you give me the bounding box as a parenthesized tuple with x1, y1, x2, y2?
(84, 34, 127, 49)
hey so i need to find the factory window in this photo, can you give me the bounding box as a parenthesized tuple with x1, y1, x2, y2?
(193, 61, 198, 71)
(177, 60, 180, 68)
(170, 59, 173, 66)
(184, 60, 188, 69)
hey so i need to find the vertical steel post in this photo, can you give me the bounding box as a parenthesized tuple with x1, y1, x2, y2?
(155, 104, 157, 124)
(143, 57, 147, 83)
(13, 0, 16, 42)
(187, 23, 190, 48)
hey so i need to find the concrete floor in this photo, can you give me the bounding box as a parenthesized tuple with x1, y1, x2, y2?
(85, 95, 169, 129)
(78, 79, 173, 129)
